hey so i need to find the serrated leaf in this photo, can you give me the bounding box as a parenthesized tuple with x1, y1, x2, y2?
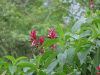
(9, 66, 17, 75)
(57, 25, 64, 39)
(44, 53, 58, 68)
(46, 60, 58, 74)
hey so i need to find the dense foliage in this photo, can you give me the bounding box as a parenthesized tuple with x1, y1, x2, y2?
(1, 0, 100, 75)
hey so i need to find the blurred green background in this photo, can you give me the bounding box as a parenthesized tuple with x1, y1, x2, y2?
(0, 0, 99, 58)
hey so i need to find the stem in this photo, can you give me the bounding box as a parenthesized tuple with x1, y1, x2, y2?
(37, 69, 39, 75)
(74, 61, 85, 75)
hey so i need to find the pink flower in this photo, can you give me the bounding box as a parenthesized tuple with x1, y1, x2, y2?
(91, 6, 94, 8)
(30, 30, 36, 39)
(91, 2, 94, 4)
(39, 36, 44, 45)
(97, 65, 100, 70)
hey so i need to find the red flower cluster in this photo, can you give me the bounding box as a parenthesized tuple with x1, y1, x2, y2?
(39, 36, 44, 45)
(29, 30, 45, 54)
(29, 28, 57, 54)
(89, 0, 94, 8)
(97, 65, 100, 75)
(48, 28, 56, 39)
(48, 28, 56, 50)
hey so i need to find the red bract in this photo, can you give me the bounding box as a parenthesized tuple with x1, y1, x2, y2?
(39, 36, 44, 45)
(91, 6, 94, 8)
(48, 28, 56, 50)
(48, 28, 56, 39)
(29, 38, 34, 42)
(97, 65, 100, 70)
(30, 30, 36, 39)
(31, 41, 37, 47)
(91, 2, 94, 4)
(29, 30, 45, 54)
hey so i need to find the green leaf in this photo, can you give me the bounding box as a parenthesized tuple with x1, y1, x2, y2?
(97, 10, 100, 15)
(9, 66, 17, 75)
(36, 55, 41, 69)
(72, 18, 85, 32)
(15, 57, 27, 65)
(93, 53, 100, 69)
(64, 34, 70, 41)
(67, 47, 75, 63)
(33, 54, 37, 61)
(63, 64, 73, 74)
(46, 60, 58, 74)
(59, 38, 65, 50)
(91, 26, 97, 38)
(0, 58, 4, 61)
(74, 40, 92, 56)
(40, 50, 55, 63)
(57, 25, 64, 39)
(17, 61, 35, 68)
(80, 31, 91, 38)
(77, 48, 91, 65)
(1, 70, 7, 75)
(23, 67, 31, 72)
(44, 53, 58, 68)
(81, 63, 87, 74)
(39, 70, 46, 75)
(4, 56, 15, 65)
(57, 50, 67, 66)
(86, 17, 93, 23)
(56, 71, 65, 75)
(39, 39, 59, 49)
(56, 45, 63, 53)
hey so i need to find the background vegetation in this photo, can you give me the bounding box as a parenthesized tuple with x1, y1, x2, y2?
(0, 0, 100, 75)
